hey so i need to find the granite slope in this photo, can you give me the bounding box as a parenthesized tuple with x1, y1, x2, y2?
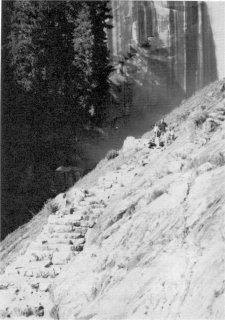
(0, 80, 225, 319)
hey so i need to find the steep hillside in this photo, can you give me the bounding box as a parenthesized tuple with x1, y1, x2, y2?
(1, 80, 225, 319)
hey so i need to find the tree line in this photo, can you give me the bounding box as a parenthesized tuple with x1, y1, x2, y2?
(5, 0, 113, 126)
(1, 0, 113, 238)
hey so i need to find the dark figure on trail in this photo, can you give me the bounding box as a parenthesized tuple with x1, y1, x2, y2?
(159, 118, 168, 133)
(153, 123, 160, 138)
(148, 139, 156, 149)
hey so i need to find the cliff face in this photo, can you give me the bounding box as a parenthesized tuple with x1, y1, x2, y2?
(0, 79, 225, 319)
(108, 1, 224, 110)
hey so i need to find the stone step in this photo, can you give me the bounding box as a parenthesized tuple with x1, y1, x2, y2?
(42, 237, 85, 246)
(79, 220, 95, 228)
(26, 251, 53, 262)
(209, 112, 225, 119)
(30, 280, 50, 292)
(28, 243, 73, 252)
(83, 201, 105, 209)
(22, 260, 64, 273)
(49, 231, 86, 240)
(4, 262, 57, 278)
(207, 117, 223, 125)
(47, 225, 73, 233)
(48, 226, 89, 235)
(3, 265, 22, 276)
(88, 199, 105, 205)
(52, 251, 74, 265)
(86, 207, 103, 216)
(47, 225, 75, 233)
(48, 220, 83, 227)
(215, 107, 225, 113)
(23, 266, 62, 278)
(29, 242, 85, 253)
(48, 214, 83, 225)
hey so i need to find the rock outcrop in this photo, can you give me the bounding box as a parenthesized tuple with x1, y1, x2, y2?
(0, 79, 225, 319)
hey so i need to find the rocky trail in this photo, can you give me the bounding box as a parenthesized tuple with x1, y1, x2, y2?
(1, 80, 225, 319)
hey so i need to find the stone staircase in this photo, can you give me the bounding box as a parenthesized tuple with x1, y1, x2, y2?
(0, 192, 96, 316)
(0, 149, 152, 318)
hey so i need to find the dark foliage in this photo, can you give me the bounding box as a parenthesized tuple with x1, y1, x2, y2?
(1, 0, 113, 239)
(89, 1, 114, 126)
(106, 149, 119, 160)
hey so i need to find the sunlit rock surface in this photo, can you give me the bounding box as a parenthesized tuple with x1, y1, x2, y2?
(108, 1, 225, 109)
(1, 80, 225, 319)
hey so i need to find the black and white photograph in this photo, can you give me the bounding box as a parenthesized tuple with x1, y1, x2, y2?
(1, 0, 225, 318)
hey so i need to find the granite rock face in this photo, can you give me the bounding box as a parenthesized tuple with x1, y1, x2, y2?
(108, 1, 224, 110)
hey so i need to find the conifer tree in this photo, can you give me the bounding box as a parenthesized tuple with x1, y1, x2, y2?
(8, 0, 41, 91)
(71, 2, 94, 122)
(89, 1, 114, 126)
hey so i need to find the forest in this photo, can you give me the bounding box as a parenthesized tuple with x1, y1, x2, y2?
(1, 0, 114, 239)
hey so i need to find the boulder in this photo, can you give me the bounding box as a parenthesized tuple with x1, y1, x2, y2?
(122, 137, 137, 152)
(39, 282, 49, 292)
(122, 137, 148, 152)
(52, 251, 71, 265)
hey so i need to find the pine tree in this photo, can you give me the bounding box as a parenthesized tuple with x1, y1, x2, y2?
(71, 2, 94, 123)
(8, 0, 41, 91)
(89, 1, 113, 126)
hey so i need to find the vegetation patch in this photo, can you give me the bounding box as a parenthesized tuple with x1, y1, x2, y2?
(176, 111, 190, 124)
(21, 306, 34, 317)
(210, 152, 225, 167)
(192, 111, 209, 128)
(106, 149, 119, 160)
(187, 155, 209, 170)
(147, 189, 167, 204)
(188, 152, 225, 170)
(127, 252, 146, 271)
(50, 305, 60, 320)
(45, 200, 59, 215)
